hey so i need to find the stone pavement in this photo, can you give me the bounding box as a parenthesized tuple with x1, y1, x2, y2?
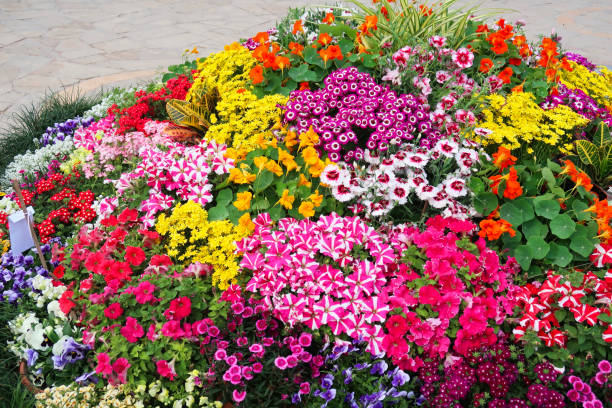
(1, 0, 610, 128)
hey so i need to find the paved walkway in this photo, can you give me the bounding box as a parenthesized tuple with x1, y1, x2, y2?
(1, 0, 610, 128)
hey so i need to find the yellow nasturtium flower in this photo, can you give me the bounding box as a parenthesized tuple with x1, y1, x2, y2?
(277, 189, 296, 209)
(233, 191, 253, 211)
(309, 190, 324, 207)
(298, 201, 315, 218)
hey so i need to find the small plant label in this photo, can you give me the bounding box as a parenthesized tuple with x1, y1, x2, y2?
(8, 206, 35, 255)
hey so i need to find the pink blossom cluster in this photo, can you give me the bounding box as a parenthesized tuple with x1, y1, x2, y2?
(237, 212, 406, 356)
(383, 37, 479, 135)
(319, 137, 480, 219)
(73, 114, 117, 152)
(513, 272, 612, 347)
(380, 216, 520, 371)
(76, 118, 172, 179)
(95, 352, 131, 384)
(111, 138, 234, 227)
(567, 373, 605, 408)
(205, 288, 322, 404)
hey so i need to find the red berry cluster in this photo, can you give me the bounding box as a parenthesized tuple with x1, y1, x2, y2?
(108, 75, 193, 134)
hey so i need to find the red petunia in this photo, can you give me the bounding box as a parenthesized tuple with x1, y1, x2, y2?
(59, 290, 75, 314)
(104, 302, 124, 320)
(125, 246, 146, 266)
(118, 208, 138, 224)
(164, 297, 192, 321)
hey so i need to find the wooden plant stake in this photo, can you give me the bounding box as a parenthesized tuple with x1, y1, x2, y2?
(11, 180, 49, 272)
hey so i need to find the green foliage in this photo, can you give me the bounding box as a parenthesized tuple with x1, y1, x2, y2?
(572, 121, 612, 186)
(473, 159, 601, 276)
(0, 89, 100, 176)
(0, 302, 35, 408)
(347, 0, 501, 52)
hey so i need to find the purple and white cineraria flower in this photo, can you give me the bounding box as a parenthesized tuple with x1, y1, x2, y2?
(321, 137, 480, 221)
(283, 67, 442, 162)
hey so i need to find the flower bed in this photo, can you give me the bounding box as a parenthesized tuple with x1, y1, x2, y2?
(1, 1, 611, 407)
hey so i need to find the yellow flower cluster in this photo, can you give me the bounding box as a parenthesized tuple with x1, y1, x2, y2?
(186, 42, 287, 150)
(559, 61, 612, 108)
(60, 147, 90, 174)
(156, 201, 246, 289)
(35, 384, 143, 408)
(473, 92, 589, 154)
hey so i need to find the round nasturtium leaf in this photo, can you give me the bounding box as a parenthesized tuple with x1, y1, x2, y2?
(570, 231, 595, 258)
(549, 214, 576, 239)
(546, 242, 573, 267)
(500, 202, 523, 227)
(513, 245, 533, 270)
(526, 237, 550, 259)
(521, 218, 548, 241)
(534, 199, 560, 219)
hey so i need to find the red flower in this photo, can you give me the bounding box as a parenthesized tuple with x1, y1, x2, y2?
(120, 316, 144, 343)
(385, 315, 409, 337)
(125, 246, 146, 266)
(118, 208, 138, 224)
(101, 215, 118, 227)
(498, 67, 513, 84)
(382, 334, 410, 359)
(104, 302, 124, 320)
(59, 290, 75, 314)
(164, 297, 192, 320)
(53, 265, 65, 279)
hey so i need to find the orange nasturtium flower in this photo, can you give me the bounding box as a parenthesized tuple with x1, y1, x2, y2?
(292, 19, 304, 34)
(359, 15, 378, 35)
(560, 160, 579, 178)
(489, 167, 523, 199)
(253, 32, 269, 45)
(322, 12, 335, 24)
(492, 146, 517, 170)
(249, 65, 264, 84)
(273, 55, 290, 71)
(320, 45, 343, 64)
(498, 67, 513, 84)
(318, 33, 333, 46)
(478, 219, 516, 241)
(238, 213, 255, 234)
(479, 58, 494, 73)
(289, 42, 304, 56)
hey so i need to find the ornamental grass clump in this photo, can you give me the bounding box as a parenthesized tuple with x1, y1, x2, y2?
(283, 67, 441, 162)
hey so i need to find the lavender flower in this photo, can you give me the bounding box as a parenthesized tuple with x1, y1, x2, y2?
(25, 348, 38, 367)
(36, 116, 95, 147)
(75, 371, 98, 386)
(51, 336, 89, 370)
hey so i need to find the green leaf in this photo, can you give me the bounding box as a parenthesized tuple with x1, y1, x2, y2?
(570, 231, 596, 257)
(268, 206, 285, 221)
(571, 199, 591, 221)
(252, 197, 270, 211)
(473, 192, 498, 216)
(598, 313, 612, 324)
(304, 47, 325, 69)
(526, 236, 550, 259)
(318, 23, 357, 40)
(593, 121, 611, 148)
(514, 245, 533, 270)
(546, 242, 573, 267)
(533, 198, 560, 219)
(549, 214, 576, 239)
(468, 177, 485, 194)
(288, 65, 319, 82)
(512, 197, 535, 222)
(500, 202, 523, 226)
(216, 188, 233, 205)
(207, 205, 229, 221)
(521, 218, 548, 240)
(541, 167, 556, 186)
(253, 170, 274, 193)
(575, 140, 601, 169)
